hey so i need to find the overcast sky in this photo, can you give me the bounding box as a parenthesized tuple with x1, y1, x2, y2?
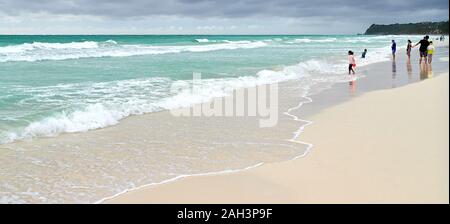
(0, 0, 448, 34)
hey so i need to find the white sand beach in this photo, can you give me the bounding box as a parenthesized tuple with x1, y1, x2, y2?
(107, 73, 449, 204)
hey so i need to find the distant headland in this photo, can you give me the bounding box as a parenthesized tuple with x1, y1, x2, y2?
(364, 21, 449, 35)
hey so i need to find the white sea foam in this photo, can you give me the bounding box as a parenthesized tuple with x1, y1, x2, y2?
(195, 38, 210, 43)
(0, 40, 268, 62)
(104, 40, 118, 45)
(0, 41, 99, 54)
(22, 104, 123, 136)
(287, 38, 337, 44)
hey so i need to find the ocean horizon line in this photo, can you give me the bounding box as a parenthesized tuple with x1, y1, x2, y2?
(0, 33, 361, 36)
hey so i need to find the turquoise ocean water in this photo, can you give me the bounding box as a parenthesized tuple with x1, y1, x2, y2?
(0, 35, 427, 144)
(1, 34, 447, 203)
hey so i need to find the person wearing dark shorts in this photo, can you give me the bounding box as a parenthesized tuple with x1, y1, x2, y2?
(413, 35, 430, 64)
(348, 51, 356, 75)
(420, 51, 428, 58)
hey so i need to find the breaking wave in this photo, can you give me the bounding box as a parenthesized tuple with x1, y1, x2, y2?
(0, 40, 268, 62)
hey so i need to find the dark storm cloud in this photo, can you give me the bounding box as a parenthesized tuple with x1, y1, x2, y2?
(0, 0, 448, 21)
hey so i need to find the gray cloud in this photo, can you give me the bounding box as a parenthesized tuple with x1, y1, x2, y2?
(0, 0, 448, 21)
(0, 0, 448, 34)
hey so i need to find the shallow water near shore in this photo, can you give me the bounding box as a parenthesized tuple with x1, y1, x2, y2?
(299, 47, 449, 118)
(0, 35, 448, 203)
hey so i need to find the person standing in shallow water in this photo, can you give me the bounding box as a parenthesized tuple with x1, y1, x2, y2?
(427, 41, 435, 64)
(406, 40, 412, 61)
(391, 40, 397, 60)
(413, 35, 430, 64)
(348, 51, 356, 75)
(361, 49, 367, 58)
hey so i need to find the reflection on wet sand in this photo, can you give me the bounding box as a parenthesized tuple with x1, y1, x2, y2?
(392, 60, 397, 88)
(349, 75, 357, 96)
(392, 60, 397, 76)
(420, 63, 433, 80)
(428, 64, 433, 78)
(407, 60, 413, 81)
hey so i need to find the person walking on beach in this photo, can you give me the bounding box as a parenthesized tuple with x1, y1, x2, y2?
(427, 41, 435, 64)
(348, 51, 356, 75)
(361, 49, 367, 58)
(391, 40, 397, 60)
(406, 40, 412, 60)
(413, 35, 430, 64)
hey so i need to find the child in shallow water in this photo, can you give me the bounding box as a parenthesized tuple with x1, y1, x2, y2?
(427, 41, 435, 64)
(406, 40, 412, 60)
(348, 51, 356, 75)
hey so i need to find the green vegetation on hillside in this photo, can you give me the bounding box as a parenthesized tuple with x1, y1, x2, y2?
(364, 21, 449, 35)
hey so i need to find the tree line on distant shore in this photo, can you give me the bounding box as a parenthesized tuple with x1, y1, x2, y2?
(364, 21, 449, 35)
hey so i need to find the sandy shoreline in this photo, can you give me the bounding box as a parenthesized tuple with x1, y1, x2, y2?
(107, 73, 449, 204)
